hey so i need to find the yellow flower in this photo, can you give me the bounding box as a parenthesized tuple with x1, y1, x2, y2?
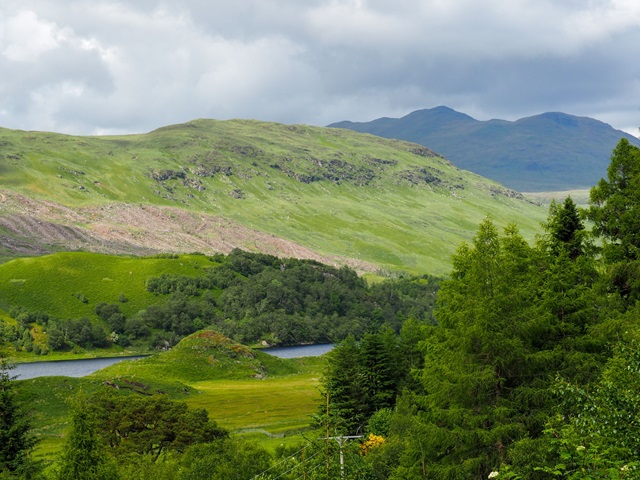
(360, 433, 385, 455)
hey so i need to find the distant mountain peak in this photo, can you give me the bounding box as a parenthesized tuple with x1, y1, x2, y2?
(405, 106, 477, 122)
(330, 107, 640, 192)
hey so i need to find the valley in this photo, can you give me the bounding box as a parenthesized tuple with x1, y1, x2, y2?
(2, 119, 635, 479)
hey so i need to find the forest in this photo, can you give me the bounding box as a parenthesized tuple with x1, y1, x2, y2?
(2, 138, 640, 479)
(1, 250, 439, 355)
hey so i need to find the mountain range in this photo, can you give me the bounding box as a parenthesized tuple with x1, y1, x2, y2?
(329, 106, 640, 192)
(0, 119, 547, 276)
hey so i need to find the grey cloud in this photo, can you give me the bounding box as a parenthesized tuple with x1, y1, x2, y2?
(0, 0, 638, 135)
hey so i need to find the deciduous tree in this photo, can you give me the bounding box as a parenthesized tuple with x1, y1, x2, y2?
(92, 390, 227, 461)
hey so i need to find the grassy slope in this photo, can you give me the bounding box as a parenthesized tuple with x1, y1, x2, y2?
(523, 189, 591, 207)
(0, 252, 214, 323)
(0, 119, 548, 276)
(18, 331, 323, 459)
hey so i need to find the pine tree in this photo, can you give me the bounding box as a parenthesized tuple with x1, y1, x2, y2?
(56, 392, 118, 480)
(0, 353, 38, 478)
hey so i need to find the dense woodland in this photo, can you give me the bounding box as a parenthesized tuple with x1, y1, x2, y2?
(2, 138, 640, 479)
(0, 250, 439, 354)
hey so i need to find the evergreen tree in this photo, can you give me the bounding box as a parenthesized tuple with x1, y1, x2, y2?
(588, 138, 640, 262)
(56, 392, 118, 480)
(360, 327, 402, 416)
(544, 196, 586, 259)
(319, 336, 368, 435)
(587, 138, 640, 304)
(319, 328, 408, 437)
(385, 218, 610, 479)
(0, 353, 39, 479)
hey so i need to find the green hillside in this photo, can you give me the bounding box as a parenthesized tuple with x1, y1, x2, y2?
(0, 248, 440, 361)
(0, 252, 213, 321)
(0, 119, 547, 276)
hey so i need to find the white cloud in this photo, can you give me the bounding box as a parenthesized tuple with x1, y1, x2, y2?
(1, 10, 63, 61)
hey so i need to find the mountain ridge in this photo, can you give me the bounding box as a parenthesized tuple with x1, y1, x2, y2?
(329, 107, 640, 191)
(0, 118, 547, 275)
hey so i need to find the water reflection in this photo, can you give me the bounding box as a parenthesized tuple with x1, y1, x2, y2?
(12, 343, 334, 380)
(260, 343, 334, 358)
(12, 356, 147, 380)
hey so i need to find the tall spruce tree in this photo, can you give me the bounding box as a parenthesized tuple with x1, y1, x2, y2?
(545, 196, 585, 259)
(587, 138, 640, 304)
(360, 328, 400, 416)
(0, 353, 38, 479)
(385, 218, 610, 479)
(320, 335, 367, 435)
(319, 330, 406, 436)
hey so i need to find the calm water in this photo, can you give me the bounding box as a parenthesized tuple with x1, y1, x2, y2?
(260, 343, 334, 358)
(12, 344, 333, 380)
(12, 356, 147, 380)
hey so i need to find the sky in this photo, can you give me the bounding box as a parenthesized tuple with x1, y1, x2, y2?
(0, 0, 639, 136)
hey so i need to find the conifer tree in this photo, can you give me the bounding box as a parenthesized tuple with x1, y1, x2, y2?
(0, 353, 38, 479)
(545, 196, 585, 259)
(56, 391, 118, 480)
(319, 335, 367, 435)
(587, 138, 640, 304)
(588, 138, 640, 262)
(360, 329, 399, 415)
(387, 218, 610, 478)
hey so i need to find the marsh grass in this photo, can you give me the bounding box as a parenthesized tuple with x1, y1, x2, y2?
(17, 333, 325, 459)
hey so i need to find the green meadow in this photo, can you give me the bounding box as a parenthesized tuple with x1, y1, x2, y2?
(17, 332, 326, 459)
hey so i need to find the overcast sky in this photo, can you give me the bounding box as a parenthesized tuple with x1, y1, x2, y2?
(1, 0, 639, 136)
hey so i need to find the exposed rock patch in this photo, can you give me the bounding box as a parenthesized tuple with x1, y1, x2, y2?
(0, 190, 376, 272)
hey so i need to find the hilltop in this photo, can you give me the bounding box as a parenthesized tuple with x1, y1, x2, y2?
(18, 329, 321, 456)
(0, 118, 547, 275)
(329, 106, 640, 191)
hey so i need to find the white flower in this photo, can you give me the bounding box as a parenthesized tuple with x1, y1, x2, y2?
(488, 472, 499, 479)
(576, 445, 586, 451)
(621, 465, 629, 472)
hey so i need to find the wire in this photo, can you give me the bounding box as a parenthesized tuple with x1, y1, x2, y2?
(265, 450, 323, 480)
(249, 442, 315, 480)
(291, 460, 325, 480)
